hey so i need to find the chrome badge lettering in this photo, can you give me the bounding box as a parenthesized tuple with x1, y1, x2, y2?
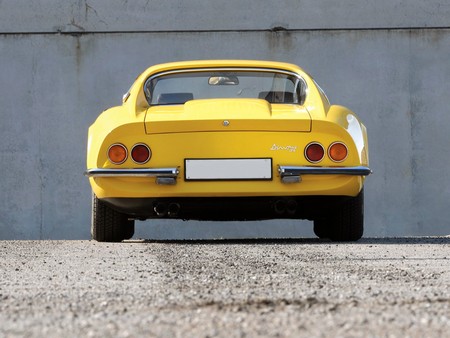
(271, 144, 297, 152)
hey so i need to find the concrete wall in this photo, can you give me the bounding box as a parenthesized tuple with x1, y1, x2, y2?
(1, 1, 450, 239)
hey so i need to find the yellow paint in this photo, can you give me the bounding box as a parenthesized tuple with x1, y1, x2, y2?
(87, 60, 369, 199)
(145, 100, 312, 134)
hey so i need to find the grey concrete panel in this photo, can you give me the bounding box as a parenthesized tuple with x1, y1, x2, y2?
(1, 1, 450, 33)
(0, 35, 92, 239)
(1, 29, 450, 239)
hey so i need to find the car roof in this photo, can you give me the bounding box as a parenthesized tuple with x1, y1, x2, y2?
(140, 60, 305, 77)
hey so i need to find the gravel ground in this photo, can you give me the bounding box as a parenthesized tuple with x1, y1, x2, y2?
(0, 237, 449, 337)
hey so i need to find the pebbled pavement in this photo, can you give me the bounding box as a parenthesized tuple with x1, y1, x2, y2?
(0, 237, 449, 337)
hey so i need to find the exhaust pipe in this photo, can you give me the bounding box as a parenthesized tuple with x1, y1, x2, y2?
(274, 199, 297, 215)
(274, 199, 287, 215)
(154, 203, 168, 217)
(286, 199, 298, 215)
(168, 203, 181, 217)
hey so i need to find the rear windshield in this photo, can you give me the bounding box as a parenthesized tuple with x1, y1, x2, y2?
(144, 69, 306, 105)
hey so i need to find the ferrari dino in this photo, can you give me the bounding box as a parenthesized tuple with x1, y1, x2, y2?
(85, 60, 371, 242)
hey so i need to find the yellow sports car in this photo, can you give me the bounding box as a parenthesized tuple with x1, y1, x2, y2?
(85, 60, 371, 242)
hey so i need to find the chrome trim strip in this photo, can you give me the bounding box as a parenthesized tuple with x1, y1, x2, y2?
(279, 165, 372, 176)
(84, 168, 179, 178)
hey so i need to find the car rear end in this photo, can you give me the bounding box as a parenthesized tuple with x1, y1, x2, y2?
(86, 61, 370, 241)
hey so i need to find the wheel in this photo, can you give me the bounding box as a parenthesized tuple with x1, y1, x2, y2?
(313, 219, 330, 239)
(313, 189, 364, 242)
(91, 193, 135, 242)
(329, 189, 364, 241)
(122, 220, 135, 240)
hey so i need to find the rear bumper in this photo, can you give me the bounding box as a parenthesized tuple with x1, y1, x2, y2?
(86, 165, 370, 199)
(278, 165, 372, 176)
(85, 168, 179, 178)
(85, 168, 179, 185)
(85, 165, 371, 180)
(278, 165, 371, 183)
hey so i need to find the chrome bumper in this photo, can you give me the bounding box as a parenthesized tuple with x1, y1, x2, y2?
(278, 165, 372, 183)
(85, 165, 371, 185)
(84, 168, 179, 185)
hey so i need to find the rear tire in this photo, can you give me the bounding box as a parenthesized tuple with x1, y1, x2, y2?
(313, 219, 330, 239)
(122, 220, 135, 240)
(91, 193, 135, 242)
(313, 189, 364, 242)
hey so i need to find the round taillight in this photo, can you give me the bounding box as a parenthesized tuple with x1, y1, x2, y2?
(305, 142, 324, 163)
(328, 142, 348, 162)
(131, 143, 151, 164)
(108, 144, 127, 164)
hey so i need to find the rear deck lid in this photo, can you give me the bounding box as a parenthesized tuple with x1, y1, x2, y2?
(144, 99, 311, 134)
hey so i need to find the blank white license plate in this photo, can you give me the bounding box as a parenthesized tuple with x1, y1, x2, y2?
(185, 158, 272, 180)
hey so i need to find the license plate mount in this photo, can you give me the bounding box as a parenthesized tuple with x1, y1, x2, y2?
(184, 158, 273, 181)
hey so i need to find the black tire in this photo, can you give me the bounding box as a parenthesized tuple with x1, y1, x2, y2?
(313, 189, 364, 242)
(329, 189, 364, 241)
(91, 193, 135, 242)
(122, 220, 135, 240)
(313, 219, 330, 239)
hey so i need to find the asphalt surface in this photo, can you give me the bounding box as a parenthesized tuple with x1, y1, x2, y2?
(0, 237, 449, 337)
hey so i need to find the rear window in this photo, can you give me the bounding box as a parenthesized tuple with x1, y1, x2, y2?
(144, 69, 306, 105)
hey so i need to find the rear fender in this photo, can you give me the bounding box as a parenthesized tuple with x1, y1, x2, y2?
(87, 106, 145, 169)
(321, 105, 369, 166)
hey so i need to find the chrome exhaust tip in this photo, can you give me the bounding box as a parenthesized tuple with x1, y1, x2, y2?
(154, 203, 168, 217)
(168, 203, 181, 217)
